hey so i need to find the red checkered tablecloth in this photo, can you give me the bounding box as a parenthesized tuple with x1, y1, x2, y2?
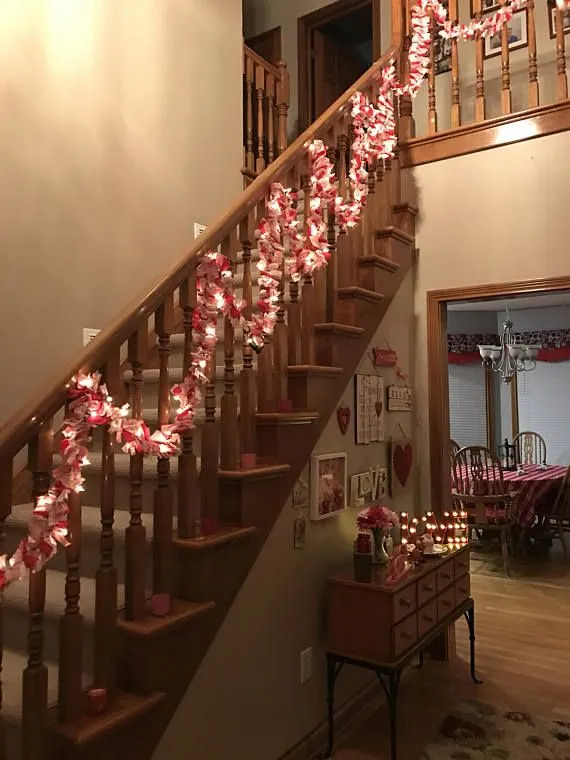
(454, 464, 566, 527)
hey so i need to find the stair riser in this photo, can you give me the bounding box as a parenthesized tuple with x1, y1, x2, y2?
(82, 473, 178, 520)
(130, 375, 242, 407)
(315, 333, 363, 368)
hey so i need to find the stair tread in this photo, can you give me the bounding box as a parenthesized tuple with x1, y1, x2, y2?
(53, 690, 165, 746)
(287, 365, 343, 375)
(174, 525, 256, 551)
(124, 366, 244, 383)
(337, 286, 385, 302)
(117, 598, 215, 637)
(313, 323, 365, 336)
(3, 568, 125, 621)
(358, 254, 401, 272)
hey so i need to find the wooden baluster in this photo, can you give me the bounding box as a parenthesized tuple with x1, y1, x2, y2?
(201, 327, 219, 520)
(220, 233, 240, 470)
(499, 0, 512, 115)
(255, 65, 266, 174)
(239, 213, 257, 456)
(449, 0, 461, 128)
(94, 350, 121, 699)
(273, 241, 289, 409)
(125, 327, 147, 621)
(276, 61, 290, 155)
(526, 0, 539, 107)
(428, 9, 438, 135)
(286, 166, 302, 366)
(383, 157, 393, 227)
(397, 2, 415, 140)
(58, 488, 82, 723)
(154, 295, 174, 595)
(245, 54, 255, 173)
(326, 142, 338, 323)
(473, 0, 486, 122)
(23, 418, 53, 760)
(313, 132, 328, 323)
(336, 128, 352, 289)
(256, 199, 275, 412)
(301, 173, 316, 365)
(266, 73, 276, 165)
(0, 457, 11, 757)
(177, 274, 200, 538)
(555, 4, 568, 100)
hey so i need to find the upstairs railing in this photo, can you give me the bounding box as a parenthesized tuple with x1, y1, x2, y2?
(242, 45, 290, 181)
(410, 0, 569, 140)
(0, 1, 409, 755)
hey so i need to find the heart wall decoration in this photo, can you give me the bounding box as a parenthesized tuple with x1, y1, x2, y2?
(336, 404, 351, 436)
(389, 436, 414, 495)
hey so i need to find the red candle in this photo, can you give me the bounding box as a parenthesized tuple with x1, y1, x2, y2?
(241, 453, 257, 470)
(88, 688, 107, 716)
(151, 593, 171, 617)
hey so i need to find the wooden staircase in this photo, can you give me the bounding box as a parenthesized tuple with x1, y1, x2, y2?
(0, 3, 417, 757)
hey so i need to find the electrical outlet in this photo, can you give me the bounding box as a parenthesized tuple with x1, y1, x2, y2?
(300, 647, 313, 684)
(194, 222, 207, 238)
(83, 328, 100, 346)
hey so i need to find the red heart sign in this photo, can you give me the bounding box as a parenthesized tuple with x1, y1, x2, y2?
(336, 404, 351, 435)
(393, 442, 413, 488)
(375, 401, 383, 417)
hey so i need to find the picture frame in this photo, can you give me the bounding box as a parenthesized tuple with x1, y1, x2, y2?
(387, 385, 413, 412)
(292, 477, 309, 509)
(548, 0, 570, 38)
(354, 374, 385, 444)
(310, 452, 347, 521)
(349, 465, 388, 508)
(433, 35, 452, 75)
(484, 9, 528, 59)
(470, 0, 501, 14)
(294, 515, 307, 549)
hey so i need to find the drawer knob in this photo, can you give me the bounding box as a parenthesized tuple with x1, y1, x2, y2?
(400, 631, 412, 640)
(422, 584, 434, 592)
(422, 614, 433, 623)
(441, 600, 452, 608)
(399, 598, 412, 608)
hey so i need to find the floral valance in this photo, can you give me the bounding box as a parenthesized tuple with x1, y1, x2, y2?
(448, 330, 570, 364)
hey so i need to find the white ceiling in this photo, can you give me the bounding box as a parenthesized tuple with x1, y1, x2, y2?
(448, 292, 570, 312)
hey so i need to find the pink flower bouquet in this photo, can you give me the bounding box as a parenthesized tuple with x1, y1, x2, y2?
(356, 505, 399, 531)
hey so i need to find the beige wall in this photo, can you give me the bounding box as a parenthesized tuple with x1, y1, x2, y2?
(243, 0, 392, 135)
(154, 270, 417, 759)
(413, 0, 568, 136)
(0, 0, 243, 425)
(410, 129, 570, 508)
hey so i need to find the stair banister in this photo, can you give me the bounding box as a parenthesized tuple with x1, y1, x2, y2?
(0, 4, 406, 460)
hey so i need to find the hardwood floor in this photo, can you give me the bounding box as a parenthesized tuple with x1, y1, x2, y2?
(333, 546, 570, 759)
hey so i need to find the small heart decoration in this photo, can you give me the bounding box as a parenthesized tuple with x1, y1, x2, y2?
(375, 401, 383, 417)
(393, 442, 413, 488)
(336, 404, 351, 435)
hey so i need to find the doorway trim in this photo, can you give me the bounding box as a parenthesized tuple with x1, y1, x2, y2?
(427, 275, 570, 513)
(297, 0, 381, 132)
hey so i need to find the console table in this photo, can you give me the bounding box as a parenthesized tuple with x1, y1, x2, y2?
(320, 546, 480, 760)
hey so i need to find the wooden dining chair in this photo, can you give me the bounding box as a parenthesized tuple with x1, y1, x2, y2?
(513, 431, 547, 466)
(452, 445, 519, 576)
(450, 439, 460, 464)
(539, 464, 570, 553)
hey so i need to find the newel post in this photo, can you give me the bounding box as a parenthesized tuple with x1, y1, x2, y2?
(393, 0, 416, 141)
(276, 61, 290, 155)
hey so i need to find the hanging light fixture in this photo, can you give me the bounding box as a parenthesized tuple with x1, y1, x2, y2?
(477, 307, 540, 384)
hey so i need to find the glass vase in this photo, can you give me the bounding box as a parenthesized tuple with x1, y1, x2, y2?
(372, 527, 391, 565)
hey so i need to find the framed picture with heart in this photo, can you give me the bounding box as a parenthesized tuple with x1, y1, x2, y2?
(389, 434, 414, 496)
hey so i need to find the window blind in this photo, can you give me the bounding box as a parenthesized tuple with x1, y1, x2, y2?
(517, 361, 570, 465)
(448, 363, 488, 448)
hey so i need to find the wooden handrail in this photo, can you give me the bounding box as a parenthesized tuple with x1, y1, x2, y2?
(244, 44, 282, 80)
(0, 42, 399, 460)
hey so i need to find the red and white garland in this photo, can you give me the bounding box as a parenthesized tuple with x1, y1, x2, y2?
(3, 0, 557, 590)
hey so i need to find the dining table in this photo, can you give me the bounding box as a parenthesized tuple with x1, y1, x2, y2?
(454, 463, 567, 527)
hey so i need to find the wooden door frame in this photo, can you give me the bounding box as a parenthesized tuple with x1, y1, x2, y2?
(297, 0, 381, 132)
(427, 275, 570, 513)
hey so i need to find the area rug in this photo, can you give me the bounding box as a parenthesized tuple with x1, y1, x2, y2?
(420, 699, 570, 760)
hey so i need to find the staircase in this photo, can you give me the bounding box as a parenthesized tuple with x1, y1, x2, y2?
(0, 3, 417, 758)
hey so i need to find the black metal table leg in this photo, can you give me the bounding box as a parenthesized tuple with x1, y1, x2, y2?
(318, 655, 344, 759)
(377, 670, 402, 760)
(464, 603, 483, 685)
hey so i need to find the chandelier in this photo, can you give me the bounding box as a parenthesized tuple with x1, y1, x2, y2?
(477, 308, 540, 384)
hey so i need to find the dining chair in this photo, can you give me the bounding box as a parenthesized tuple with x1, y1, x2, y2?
(513, 431, 547, 466)
(452, 445, 519, 576)
(450, 439, 460, 464)
(540, 464, 570, 553)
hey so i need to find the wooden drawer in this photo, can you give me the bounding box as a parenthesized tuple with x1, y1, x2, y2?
(392, 613, 418, 659)
(417, 599, 437, 639)
(455, 574, 471, 606)
(454, 551, 470, 580)
(417, 571, 437, 607)
(437, 585, 456, 622)
(437, 561, 454, 591)
(392, 584, 417, 624)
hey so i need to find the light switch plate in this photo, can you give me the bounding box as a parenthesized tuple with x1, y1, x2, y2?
(83, 328, 100, 346)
